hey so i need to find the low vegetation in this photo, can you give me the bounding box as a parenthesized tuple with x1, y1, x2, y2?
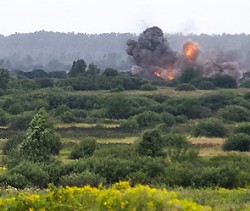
(0, 62, 250, 209)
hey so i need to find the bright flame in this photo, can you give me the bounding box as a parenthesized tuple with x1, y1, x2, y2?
(167, 67, 174, 80)
(154, 67, 175, 80)
(154, 70, 161, 78)
(183, 41, 199, 62)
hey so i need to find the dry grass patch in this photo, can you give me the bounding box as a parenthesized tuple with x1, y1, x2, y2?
(189, 137, 224, 146)
(55, 123, 120, 129)
(189, 137, 225, 156)
(96, 137, 138, 144)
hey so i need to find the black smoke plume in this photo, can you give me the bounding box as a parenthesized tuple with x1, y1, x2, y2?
(127, 26, 243, 80)
(127, 27, 177, 76)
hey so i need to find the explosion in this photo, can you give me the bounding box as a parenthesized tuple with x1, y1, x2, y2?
(183, 41, 200, 62)
(127, 26, 177, 79)
(127, 26, 243, 81)
(154, 67, 175, 80)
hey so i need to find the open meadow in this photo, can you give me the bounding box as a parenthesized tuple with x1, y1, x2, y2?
(0, 67, 250, 210)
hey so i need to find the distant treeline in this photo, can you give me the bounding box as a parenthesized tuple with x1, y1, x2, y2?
(1, 31, 250, 72)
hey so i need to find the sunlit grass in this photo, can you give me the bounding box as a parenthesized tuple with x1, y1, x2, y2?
(189, 137, 224, 157)
(55, 123, 120, 129)
(189, 136, 250, 156)
(62, 136, 138, 145)
(189, 137, 224, 145)
(57, 148, 73, 163)
(96, 136, 138, 144)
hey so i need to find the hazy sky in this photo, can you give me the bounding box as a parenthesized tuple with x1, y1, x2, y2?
(0, 0, 250, 36)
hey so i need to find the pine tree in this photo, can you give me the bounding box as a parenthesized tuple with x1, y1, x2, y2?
(20, 108, 61, 162)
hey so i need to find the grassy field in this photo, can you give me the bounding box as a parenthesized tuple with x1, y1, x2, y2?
(177, 187, 250, 210)
(0, 86, 250, 210)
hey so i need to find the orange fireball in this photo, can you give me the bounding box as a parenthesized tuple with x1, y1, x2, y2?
(183, 41, 199, 62)
(154, 67, 175, 80)
(167, 67, 174, 80)
(154, 70, 162, 78)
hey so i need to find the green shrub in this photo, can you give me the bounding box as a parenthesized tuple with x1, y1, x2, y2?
(70, 138, 97, 159)
(140, 83, 157, 91)
(59, 111, 76, 123)
(9, 111, 35, 130)
(190, 76, 212, 87)
(179, 68, 201, 83)
(231, 97, 250, 109)
(150, 95, 169, 103)
(175, 83, 196, 91)
(177, 98, 212, 119)
(42, 160, 63, 185)
(59, 171, 106, 187)
(110, 86, 124, 92)
(219, 105, 250, 122)
(192, 118, 228, 137)
(197, 81, 216, 90)
(223, 133, 250, 152)
(3, 100, 24, 115)
(0, 173, 31, 189)
(244, 92, 250, 100)
(234, 123, 250, 135)
(0, 109, 9, 126)
(106, 94, 133, 119)
(135, 111, 163, 127)
(35, 78, 54, 88)
(93, 145, 137, 159)
(137, 130, 165, 157)
(163, 134, 191, 148)
(120, 118, 139, 128)
(201, 93, 235, 111)
(192, 165, 242, 188)
(212, 75, 237, 88)
(166, 148, 199, 162)
(175, 115, 188, 123)
(18, 79, 38, 90)
(55, 104, 70, 116)
(240, 79, 250, 88)
(69, 157, 136, 183)
(72, 109, 87, 118)
(2, 133, 25, 155)
(10, 161, 50, 188)
(161, 112, 176, 127)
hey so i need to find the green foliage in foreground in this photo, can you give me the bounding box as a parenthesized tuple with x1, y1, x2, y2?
(0, 181, 210, 211)
(178, 187, 250, 211)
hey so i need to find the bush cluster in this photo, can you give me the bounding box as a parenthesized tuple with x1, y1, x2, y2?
(223, 123, 250, 152)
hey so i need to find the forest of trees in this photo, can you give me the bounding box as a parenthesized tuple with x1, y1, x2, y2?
(1, 31, 250, 72)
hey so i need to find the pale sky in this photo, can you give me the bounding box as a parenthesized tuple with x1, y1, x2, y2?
(0, 0, 250, 36)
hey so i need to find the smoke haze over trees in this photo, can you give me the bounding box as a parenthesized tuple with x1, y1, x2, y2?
(1, 31, 250, 73)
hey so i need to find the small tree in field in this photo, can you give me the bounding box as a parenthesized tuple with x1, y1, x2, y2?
(20, 108, 61, 163)
(68, 59, 87, 77)
(137, 130, 164, 157)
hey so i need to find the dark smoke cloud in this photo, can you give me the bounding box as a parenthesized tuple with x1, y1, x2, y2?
(127, 27, 177, 73)
(202, 60, 242, 80)
(127, 26, 243, 80)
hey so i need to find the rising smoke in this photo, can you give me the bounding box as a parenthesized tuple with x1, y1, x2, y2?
(127, 27, 177, 77)
(127, 26, 243, 80)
